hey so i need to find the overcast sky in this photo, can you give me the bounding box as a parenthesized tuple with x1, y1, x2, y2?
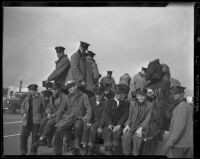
(3, 3, 194, 95)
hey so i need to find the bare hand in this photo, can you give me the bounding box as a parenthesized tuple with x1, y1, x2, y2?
(22, 113, 27, 118)
(123, 125, 130, 134)
(80, 80, 86, 86)
(113, 125, 121, 132)
(135, 127, 142, 137)
(108, 124, 113, 131)
(97, 127, 102, 135)
(86, 122, 92, 127)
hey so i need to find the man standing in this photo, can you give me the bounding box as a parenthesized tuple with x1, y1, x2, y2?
(100, 71, 116, 92)
(159, 82, 193, 158)
(86, 51, 102, 89)
(66, 41, 90, 86)
(46, 46, 71, 86)
(20, 84, 44, 155)
(102, 84, 130, 155)
(53, 80, 92, 155)
(122, 88, 153, 155)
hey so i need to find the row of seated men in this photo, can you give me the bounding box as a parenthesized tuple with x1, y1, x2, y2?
(20, 79, 193, 157)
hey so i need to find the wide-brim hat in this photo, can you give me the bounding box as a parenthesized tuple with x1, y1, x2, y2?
(135, 88, 147, 95)
(27, 84, 38, 91)
(170, 78, 186, 93)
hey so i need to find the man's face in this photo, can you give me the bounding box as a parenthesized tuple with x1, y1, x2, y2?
(56, 52, 64, 59)
(53, 88, 61, 97)
(68, 85, 77, 94)
(171, 92, 184, 101)
(95, 94, 104, 101)
(107, 73, 112, 78)
(162, 74, 170, 81)
(115, 93, 123, 101)
(136, 94, 146, 103)
(79, 46, 88, 53)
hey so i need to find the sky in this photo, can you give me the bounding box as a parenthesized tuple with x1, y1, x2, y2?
(3, 3, 194, 96)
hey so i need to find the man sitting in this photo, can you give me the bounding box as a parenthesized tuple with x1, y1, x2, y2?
(122, 88, 153, 155)
(53, 80, 92, 155)
(102, 84, 130, 155)
(33, 83, 65, 148)
(80, 87, 107, 155)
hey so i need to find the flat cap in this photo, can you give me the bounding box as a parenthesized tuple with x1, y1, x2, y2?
(87, 51, 96, 57)
(80, 41, 90, 47)
(62, 80, 77, 90)
(135, 88, 147, 95)
(28, 84, 38, 91)
(94, 87, 104, 95)
(55, 46, 65, 53)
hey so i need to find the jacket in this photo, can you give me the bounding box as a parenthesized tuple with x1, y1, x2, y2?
(56, 90, 92, 127)
(103, 98, 130, 127)
(48, 54, 71, 86)
(90, 97, 107, 128)
(46, 93, 67, 115)
(85, 56, 97, 92)
(125, 100, 153, 132)
(167, 99, 193, 148)
(20, 93, 44, 126)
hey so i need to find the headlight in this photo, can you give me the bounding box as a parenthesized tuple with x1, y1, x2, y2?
(6, 101, 10, 104)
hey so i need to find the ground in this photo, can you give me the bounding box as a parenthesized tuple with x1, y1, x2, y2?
(3, 112, 166, 156)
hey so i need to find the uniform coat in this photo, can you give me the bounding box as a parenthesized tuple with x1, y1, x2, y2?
(66, 50, 87, 83)
(48, 54, 71, 86)
(85, 56, 97, 92)
(20, 93, 44, 126)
